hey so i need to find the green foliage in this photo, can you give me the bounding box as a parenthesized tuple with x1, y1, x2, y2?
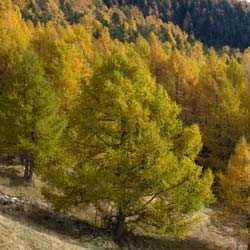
(0, 50, 65, 177)
(42, 52, 214, 240)
(0, 0, 30, 75)
(226, 58, 244, 89)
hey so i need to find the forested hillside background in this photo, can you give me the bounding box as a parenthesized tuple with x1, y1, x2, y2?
(14, 0, 250, 49)
(0, 0, 250, 248)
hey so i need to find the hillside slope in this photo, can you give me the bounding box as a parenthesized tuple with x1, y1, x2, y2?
(0, 214, 89, 250)
(0, 165, 245, 250)
(103, 0, 250, 49)
(13, 0, 250, 49)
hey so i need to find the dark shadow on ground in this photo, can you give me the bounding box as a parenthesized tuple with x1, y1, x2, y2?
(121, 233, 222, 250)
(0, 202, 223, 250)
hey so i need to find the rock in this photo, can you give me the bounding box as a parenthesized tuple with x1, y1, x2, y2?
(10, 197, 20, 203)
(0, 195, 9, 205)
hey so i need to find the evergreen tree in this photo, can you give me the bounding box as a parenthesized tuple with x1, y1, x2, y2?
(0, 50, 65, 181)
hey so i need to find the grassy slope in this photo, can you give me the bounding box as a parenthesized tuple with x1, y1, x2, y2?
(0, 164, 242, 250)
(0, 213, 89, 250)
(0, 165, 92, 250)
(0, 165, 45, 203)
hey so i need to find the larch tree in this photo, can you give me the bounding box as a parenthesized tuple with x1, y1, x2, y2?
(134, 35, 151, 64)
(46, 0, 65, 24)
(198, 56, 246, 172)
(193, 50, 228, 170)
(0, 50, 65, 181)
(163, 49, 200, 124)
(0, 0, 30, 76)
(32, 23, 84, 112)
(211, 79, 245, 171)
(219, 138, 250, 249)
(241, 50, 250, 141)
(241, 49, 250, 88)
(42, 52, 214, 242)
(203, 57, 246, 172)
(226, 58, 244, 89)
(149, 35, 168, 85)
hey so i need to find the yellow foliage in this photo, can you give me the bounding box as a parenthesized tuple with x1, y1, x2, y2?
(0, 0, 31, 74)
(32, 23, 88, 111)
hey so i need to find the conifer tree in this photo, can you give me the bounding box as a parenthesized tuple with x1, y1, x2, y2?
(0, 0, 30, 76)
(0, 50, 65, 181)
(226, 58, 244, 89)
(32, 24, 84, 112)
(219, 138, 250, 249)
(196, 55, 246, 172)
(42, 52, 214, 242)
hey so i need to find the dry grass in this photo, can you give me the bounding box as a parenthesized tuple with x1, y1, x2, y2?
(189, 209, 241, 250)
(0, 213, 90, 250)
(0, 165, 45, 204)
(0, 164, 246, 250)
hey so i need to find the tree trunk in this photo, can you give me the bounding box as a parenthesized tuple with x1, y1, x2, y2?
(23, 156, 34, 182)
(28, 159, 34, 182)
(114, 209, 125, 243)
(23, 156, 29, 181)
(247, 215, 250, 250)
(247, 214, 250, 250)
(21, 155, 25, 166)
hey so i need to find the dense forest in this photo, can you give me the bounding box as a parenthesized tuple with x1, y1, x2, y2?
(13, 0, 250, 49)
(103, 0, 250, 49)
(0, 0, 250, 248)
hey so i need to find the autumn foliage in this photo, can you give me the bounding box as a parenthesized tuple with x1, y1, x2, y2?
(1, 0, 250, 245)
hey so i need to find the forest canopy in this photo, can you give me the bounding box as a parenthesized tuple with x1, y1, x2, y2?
(13, 0, 250, 50)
